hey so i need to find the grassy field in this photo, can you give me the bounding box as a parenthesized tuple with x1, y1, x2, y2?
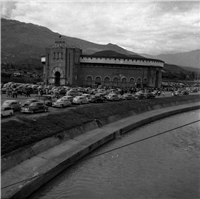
(1, 95, 200, 155)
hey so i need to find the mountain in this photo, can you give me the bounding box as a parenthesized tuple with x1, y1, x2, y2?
(1, 18, 141, 66)
(91, 50, 144, 58)
(143, 50, 200, 69)
(163, 63, 187, 73)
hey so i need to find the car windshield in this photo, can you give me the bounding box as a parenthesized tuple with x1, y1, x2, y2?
(29, 102, 37, 106)
(2, 101, 10, 105)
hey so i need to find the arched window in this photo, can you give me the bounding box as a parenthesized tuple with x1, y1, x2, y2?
(112, 77, 119, 87)
(143, 77, 148, 87)
(104, 76, 110, 82)
(121, 77, 127, 83)
(95, 76, 102, 85)
(86, 76, 93, 86)
(129, 77, 135, 83)
(137, 77, 142, 88)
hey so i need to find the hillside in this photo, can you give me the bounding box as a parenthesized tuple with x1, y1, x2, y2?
(1, 18, 141, 66)
(143, 50, 200, 69)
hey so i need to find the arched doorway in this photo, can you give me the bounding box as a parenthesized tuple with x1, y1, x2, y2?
(55, 71, 60, 86)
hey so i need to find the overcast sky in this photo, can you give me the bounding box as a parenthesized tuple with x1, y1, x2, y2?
(1, 0, 200, 55)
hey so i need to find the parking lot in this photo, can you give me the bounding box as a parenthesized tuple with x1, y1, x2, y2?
(1, 90, 199, 123)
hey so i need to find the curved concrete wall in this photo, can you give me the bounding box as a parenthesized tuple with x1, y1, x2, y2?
(1, 101, 200, 199)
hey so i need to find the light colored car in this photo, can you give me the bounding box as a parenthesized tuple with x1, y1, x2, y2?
(123, 93, 134, 100)
(1, 106, 14, 117)
(52, 98, 71, 108)
(106, 93, 121, 101)
(2, 100, 21, 111)
(81, 94, 92, 102)
(61, 95, 74, 102)
(73, 96, 89, 104)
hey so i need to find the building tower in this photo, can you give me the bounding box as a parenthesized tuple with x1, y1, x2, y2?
(44, 36, 82, 86)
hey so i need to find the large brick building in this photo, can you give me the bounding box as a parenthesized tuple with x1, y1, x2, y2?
(42, 38, 164, 88)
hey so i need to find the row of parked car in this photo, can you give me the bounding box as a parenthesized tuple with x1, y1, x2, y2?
(1, 90, 157, 117)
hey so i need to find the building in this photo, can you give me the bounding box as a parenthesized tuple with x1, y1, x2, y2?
(42, 38, 164, 88)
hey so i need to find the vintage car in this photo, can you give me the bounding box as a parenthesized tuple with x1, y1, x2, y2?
(106, 93, 121, 101)
(52, 98, 71, 108)
(180, 90, 189, 95)
(2, 100, 21, 111)
(21, 102, 48, 113)
(41, 95, 58, 106)
(73, 96, 89, 104)
(144, 92, 156, 99)
(90, 95, 105, 103)
(1, 106, 14, 117)
(21, 98, 39, 107)
(134, 91, 146, 99)
(123, 93, 134, 100)
(61, 95, 74, 103)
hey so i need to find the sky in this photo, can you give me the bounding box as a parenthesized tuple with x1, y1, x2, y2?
(1, 0, 200, 55)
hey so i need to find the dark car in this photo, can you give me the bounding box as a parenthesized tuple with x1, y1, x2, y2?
(90, 95, 105, 103)
(144, 92, 156, 99)
(21, 102, 48, 113)
(180, 90, 189, 95)
(40, 95, 58, 106)
(22, 98, 39, 107)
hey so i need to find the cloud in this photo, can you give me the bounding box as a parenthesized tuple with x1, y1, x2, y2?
(1, 0, 200, 55)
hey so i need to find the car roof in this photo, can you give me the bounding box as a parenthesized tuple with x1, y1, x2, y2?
(3, 100, 19, 103)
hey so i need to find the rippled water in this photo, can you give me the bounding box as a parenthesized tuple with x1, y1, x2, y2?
(28, 110, 200, 199)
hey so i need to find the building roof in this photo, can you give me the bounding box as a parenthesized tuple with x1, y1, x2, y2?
(82, 50, 164, 63)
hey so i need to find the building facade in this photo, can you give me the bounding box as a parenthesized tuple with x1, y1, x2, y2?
(42, 39, 164, 88)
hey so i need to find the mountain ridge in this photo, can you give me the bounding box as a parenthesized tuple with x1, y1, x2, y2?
(1, 18, 199, 74)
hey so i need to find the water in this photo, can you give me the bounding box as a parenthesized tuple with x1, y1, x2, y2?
(28, 110, 200, 199)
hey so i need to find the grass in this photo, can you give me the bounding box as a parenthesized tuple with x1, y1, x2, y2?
(1, 94, 200, 155)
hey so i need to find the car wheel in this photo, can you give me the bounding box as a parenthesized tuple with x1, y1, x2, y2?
(62, 104, 64, 108)
(31, 110, 34, 114)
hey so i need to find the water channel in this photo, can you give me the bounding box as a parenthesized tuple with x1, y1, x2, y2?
(28, 110, 200, 199)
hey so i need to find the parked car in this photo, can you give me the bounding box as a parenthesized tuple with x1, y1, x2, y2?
(1, 106, 14, 117)
(52, 98, 71, 108)
(123, 93, 134, 100)
(180, 90, 189, 95)
(66, 91, 81, 97)
(135, 91, 146, 99)
(61, 95, 74, 103)
(2, 100, 21, 111)
(144, 92, 156, 99)
(22, 98, 39, 107)
(171, 91, 179, 96)
(90, 95, 105, 103)
(1, 87, 7, 94)
(73, 96, 89, 104)
(41, 95, 58, 106)
(106, 93, 121, 101)
(21, 102, 48, 113)
(81, 94, 92, 102)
